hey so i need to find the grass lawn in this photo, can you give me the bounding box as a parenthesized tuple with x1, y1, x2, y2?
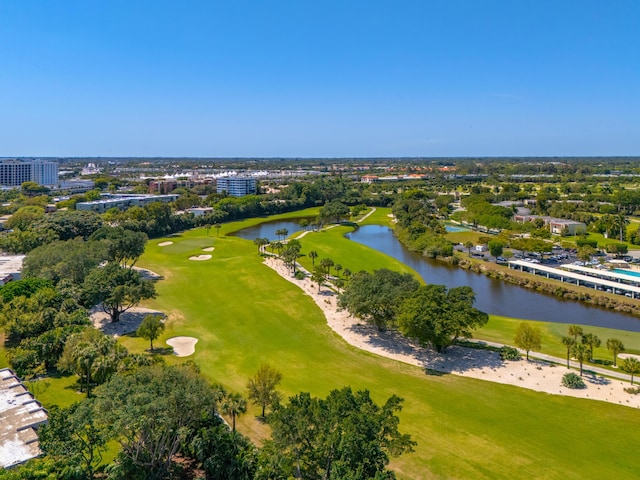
(122, 216, 640, 479)
(477, 315, 640, 362)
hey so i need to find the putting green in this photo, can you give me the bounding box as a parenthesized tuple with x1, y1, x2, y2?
(124, 213, 640, 479)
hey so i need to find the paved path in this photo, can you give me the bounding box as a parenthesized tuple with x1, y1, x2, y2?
(468, 338, 635, 382)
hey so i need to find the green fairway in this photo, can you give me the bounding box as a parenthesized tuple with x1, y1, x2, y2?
(125, 214, 640, 479)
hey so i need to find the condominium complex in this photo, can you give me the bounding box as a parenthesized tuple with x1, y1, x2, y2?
(0, 159, 59, 187)
(216, 176, 257, 197)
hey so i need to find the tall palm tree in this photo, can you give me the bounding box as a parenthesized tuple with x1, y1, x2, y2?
(561, 336, 575, 369)
(623, 357, 640, 385)
(222, 393, 247, 432)
(309, 250, 318, 270)
(582, 333, 601, 362)
(568, 325, 583, 342)
(571, 343, 589, 376)
(607, 338, 625, 367)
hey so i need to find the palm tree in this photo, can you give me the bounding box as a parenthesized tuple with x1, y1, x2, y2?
(311, 267, 326, 293)
(582, 333, 601, 362)
(571, 343, 589, 376)
(320, 258, 334, 277)
(309, 250, 318, 270)
(612, 213, 629, 242)
(622, 357, 640, 385)
(343, 268, 352, 280)
(568, 325, 583, 342)
(464, 241, 473, 256)
(606, 338, 625, 367)
(253, 237, 269, 254)
(221, 393, 247, 432)
(334, 264, 343, 278)
(561, 336, 575, 369)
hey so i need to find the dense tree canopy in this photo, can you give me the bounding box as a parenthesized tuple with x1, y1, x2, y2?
(81, 263, 156, 322)
(264, 387, 415, 480)
(338, 269, 420, 330)
(397, 285, 488, 353)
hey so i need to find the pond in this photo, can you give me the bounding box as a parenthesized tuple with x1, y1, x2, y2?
(231, 220, 310, 241)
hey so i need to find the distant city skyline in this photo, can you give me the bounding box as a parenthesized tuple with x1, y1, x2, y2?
(1, 1, 638, 157)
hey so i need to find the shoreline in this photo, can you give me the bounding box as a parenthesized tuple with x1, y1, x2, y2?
(264, 256, 640, 409)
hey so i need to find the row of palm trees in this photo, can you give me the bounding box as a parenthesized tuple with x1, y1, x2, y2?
(560, 324, 640, 382)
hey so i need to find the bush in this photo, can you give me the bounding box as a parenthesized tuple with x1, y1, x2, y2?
(562, 372, 586, 389)
(576, 238, 598, 248)
(624, 387, 640, 395)
(294, 270, 306, 280)
(499, 346, 520, 361)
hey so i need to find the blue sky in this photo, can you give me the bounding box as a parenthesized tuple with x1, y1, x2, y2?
(1, 1, 638, 157)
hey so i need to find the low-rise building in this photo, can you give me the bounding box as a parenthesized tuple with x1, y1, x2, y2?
(76, 194, 178, 213)
(512, 214, 586, 235)
(0, 368, 48, 468)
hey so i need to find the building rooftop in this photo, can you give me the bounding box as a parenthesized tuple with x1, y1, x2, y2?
(0, 368, 48, 468)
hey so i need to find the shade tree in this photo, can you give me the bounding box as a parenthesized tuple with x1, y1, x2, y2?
(247, 363, 283, 418)
(397, 284, 488, 353)
(136, 314, 165, 351)
(513, 323, 542, 360)
(338, 268, 420, 331)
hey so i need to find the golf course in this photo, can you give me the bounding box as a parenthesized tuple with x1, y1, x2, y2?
(107, 207, 639, 479)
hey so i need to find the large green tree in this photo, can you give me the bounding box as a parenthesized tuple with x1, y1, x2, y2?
(581, 333, 601, 362)
(94, 365, 219, 479)
(81, 263, 156, 322)
(247, 363, 283, 418)
(38, 400, 108, 479)
(513, 323, 542, 360)
(136, 314, 165, 351)
(90, 226, 148, 269)
(264, 387, 415, 480)
(397, 284, 488, 353)
(339, 269, 420, 331)
(622, 357, 640, 385)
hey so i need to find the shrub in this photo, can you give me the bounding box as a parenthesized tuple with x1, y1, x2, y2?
(499, 346, 520, 361)
(576, 238, 598, 248)
(562, 372, 586, 389)
(624, 386, 640, 395)
(294, 270, 306, 280)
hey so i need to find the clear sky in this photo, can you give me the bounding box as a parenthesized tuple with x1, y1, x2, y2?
(1, 1, 638, 157)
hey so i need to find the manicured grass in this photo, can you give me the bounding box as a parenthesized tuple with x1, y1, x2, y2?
(444, 230, 486, 244)
(478, 315, 640, 360)
(126, 218, 640, 479)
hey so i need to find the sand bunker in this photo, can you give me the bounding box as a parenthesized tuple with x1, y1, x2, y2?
(189, 254, 212, 261)
(166, 336, 198, 357)
(202, 247, 215, 252)
(158, 241, 173, 246)
(92, 307, 165, 336)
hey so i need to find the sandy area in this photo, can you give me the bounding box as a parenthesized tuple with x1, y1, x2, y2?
(202, 247, 215, 252)
(264, 257, 640, 409)
(189, 254, 212, 261)
(166, 336, 198, 356)
(158, 241, 173, 246)
(91, 307, 165, 337)
(132, 266, 163, 280)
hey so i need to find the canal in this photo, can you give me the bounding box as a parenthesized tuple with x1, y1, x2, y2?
(234, 221, 640, 331)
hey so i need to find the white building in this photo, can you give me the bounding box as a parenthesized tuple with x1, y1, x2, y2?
(216, 176, 257, 197)
(0, 159, 59, 187)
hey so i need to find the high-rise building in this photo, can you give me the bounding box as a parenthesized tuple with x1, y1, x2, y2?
(0, 159, 59, 187)
(216, 176, 257, 197)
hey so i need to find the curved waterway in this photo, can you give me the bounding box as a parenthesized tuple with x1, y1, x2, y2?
(233, 220, 640, 331)
(347, 225, 640, 331)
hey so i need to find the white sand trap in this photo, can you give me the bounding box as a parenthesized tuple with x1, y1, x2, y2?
(158, 241, 173, 246)
(166, 336, 198, 357)
(202, 247, 215, 252)
(189, 254, 212, 261)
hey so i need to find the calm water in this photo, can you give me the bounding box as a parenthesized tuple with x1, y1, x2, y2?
(234, 221, 640, 331)
(231, 220, 309, 241)
(347, 225, 640, 331)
